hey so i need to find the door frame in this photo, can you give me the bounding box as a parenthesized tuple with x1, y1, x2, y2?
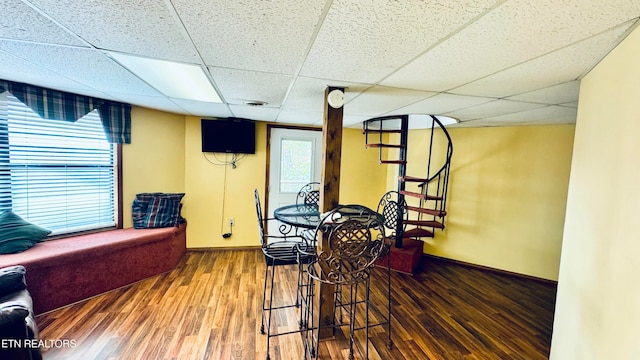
(264, 124, 322, 218)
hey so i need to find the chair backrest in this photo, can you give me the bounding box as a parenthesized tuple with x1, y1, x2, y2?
(254, 189, 267, 247)
(296, 182, 320, 206)
(314, 204, 386, 284)
(377, 190, 407, 239)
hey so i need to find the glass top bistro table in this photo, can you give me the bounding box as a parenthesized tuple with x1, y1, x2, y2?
(273, 203, 321, 230)
(273, 203, 386, 230)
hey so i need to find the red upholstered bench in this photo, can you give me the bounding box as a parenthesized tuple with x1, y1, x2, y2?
(0, 223, 186, 314)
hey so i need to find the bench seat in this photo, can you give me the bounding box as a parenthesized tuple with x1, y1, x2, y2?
(0, 223, 186, 314)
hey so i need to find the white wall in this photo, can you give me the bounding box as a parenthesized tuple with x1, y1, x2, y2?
(550, 25, 640, 359)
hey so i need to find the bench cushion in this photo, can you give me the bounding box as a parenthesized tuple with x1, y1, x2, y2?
(0, 224, 186, 314)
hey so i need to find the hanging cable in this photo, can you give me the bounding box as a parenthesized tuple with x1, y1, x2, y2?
(203, 152, 246, 167)
(220, 156, 232, 238)
(202, 152, 243, 239)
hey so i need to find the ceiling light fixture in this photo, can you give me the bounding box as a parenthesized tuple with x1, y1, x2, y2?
(109, 52, 222, 103)
(407, 114, 459, 126)
(243, 100, 268, 106)
(433, 115, 459, 126)
(327, 89, 345, 108)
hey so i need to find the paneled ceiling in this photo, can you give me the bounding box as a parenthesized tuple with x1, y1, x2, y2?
(1, 0, 639, 128)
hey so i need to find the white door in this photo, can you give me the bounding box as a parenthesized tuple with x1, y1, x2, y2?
(268, 128, 322, 218)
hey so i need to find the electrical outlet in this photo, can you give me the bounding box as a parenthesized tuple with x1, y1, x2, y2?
(229, 218, 235, 227)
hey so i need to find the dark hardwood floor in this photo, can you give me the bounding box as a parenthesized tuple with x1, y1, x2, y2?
(36, 250, 556, 359)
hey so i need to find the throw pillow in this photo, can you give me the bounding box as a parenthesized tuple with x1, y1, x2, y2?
(0, 239, 36, 255)
(143, 197, 181, 228)
(132, 199, 149, 229)
(132, 193, 164, 229)
(132, 193, 185, 229)
(0, 210, 51, 254)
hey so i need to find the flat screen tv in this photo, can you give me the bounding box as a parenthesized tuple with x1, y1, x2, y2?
(201, 118, 256, 154)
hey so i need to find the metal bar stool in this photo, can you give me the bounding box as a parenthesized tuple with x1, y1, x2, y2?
(375, 190, 406, 350)
(301, 204, 388, 360)
(254, 189, 313, 360)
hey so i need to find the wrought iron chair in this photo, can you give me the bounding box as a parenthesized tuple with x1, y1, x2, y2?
(302, 204, 387, 360)
(295, 182, 321, 243)
(374, 190, 407, 349)
(377, 190, 408, 245)
(254, 189, 313, 360)
(296, 181, 320, 207)
(294, 182, 321, 312)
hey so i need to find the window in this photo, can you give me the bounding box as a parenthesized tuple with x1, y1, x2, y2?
(0, 92, 117, 235)
(279, 139, 313, 192)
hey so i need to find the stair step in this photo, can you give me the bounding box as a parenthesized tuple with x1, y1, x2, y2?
(403, 227, 434, 238)
(400, 175, 429, 183)
(404, 219, 444, 229)
(406, 206, 447, 217)
(365, 143, 405, 149)
(380, 160, 407, 164)
(400, 190, 443, 201)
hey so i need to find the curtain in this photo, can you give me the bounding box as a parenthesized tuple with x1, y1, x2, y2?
(0, 79, 131, 144)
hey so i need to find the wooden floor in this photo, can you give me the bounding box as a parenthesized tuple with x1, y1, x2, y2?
(36, 250, 557, 360)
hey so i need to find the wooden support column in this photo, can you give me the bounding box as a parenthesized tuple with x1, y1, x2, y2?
(319, 86, 344, 216)
(317, 86, 345, 339)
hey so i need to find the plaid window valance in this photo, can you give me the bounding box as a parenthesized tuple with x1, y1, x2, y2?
(0, 79, 131, 144)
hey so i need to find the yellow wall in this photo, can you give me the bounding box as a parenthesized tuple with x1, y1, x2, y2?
(182, 116, 268, 248)
(550, 26, 640, 359)
(394, 125, 575, 280)
(181, 121, 387, 248)
(338, 128, 388, 209)
(121, 105, 573, 281)
(121, 107, 185, 228)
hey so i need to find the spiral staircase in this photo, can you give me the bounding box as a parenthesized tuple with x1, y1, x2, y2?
(363, 114, 453, 274)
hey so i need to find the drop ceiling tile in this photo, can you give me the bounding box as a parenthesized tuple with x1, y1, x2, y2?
(111, 94, 190, 114)
(300, 0, 497, 83)
(344, 114, 373, 128)
(382, 0, 640, 92)
(445, 99, 546, 121)
(229, 105, 281, 122)
(479, 105, 577, 125)
(279, 112, 371, 128)
(346, 86, 436, 117)
(28, 0, 198, 62)
(452, 22, 634, 98)
(393, 93, 495, 116)
(0, 46, 99, 96)
(172, 99, 232, 118)
(0, 41, 162, 96)
(277, 108, 373, 128)
(506, 81, 580, 105)
(208, 68, 293, 106)
(3, 0, 637, 128)
(560, 101, 579, 108)
(276, 109, 323, 126)
(0, 0, 85, 46)
(173, 0, 326, 73)
(283, 77, 369, 113)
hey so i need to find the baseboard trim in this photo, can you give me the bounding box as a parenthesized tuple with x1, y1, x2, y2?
(188, 246, 262, 252)
(422, 253, 558, 286)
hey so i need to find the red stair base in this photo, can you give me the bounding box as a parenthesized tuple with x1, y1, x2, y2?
(376, 238, 423, 275)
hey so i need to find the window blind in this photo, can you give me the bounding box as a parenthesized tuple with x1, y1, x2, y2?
(0, 93, 115, 235)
